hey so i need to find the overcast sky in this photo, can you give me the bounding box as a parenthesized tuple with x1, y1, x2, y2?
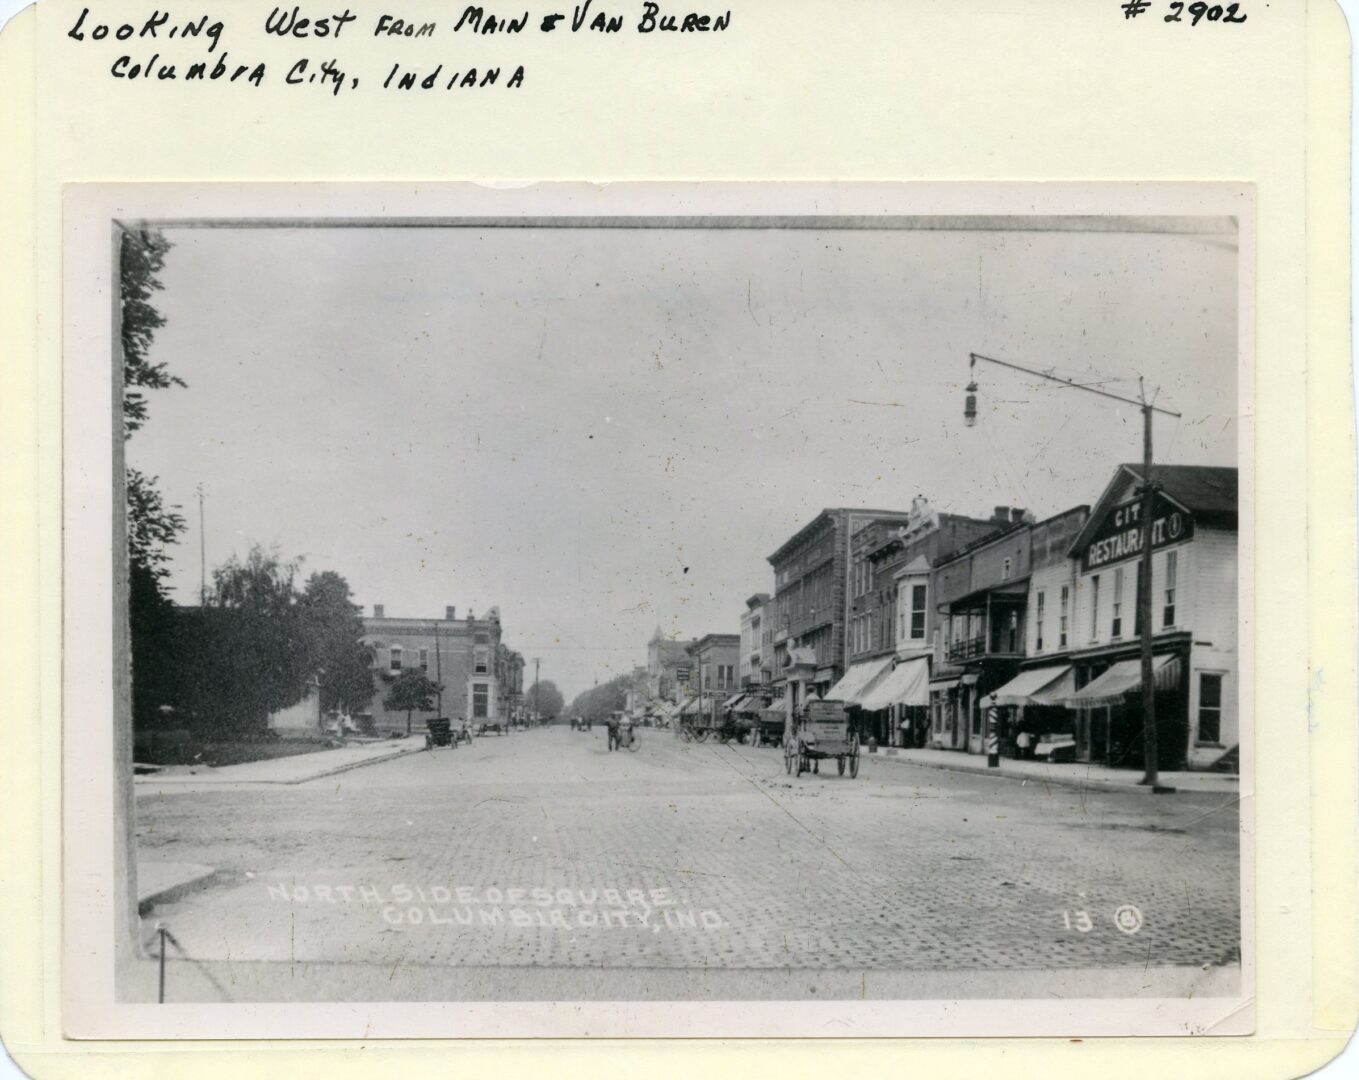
(128, 220, 1238, 701)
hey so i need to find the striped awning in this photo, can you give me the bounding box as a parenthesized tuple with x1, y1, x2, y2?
(1064, 656, 1182, 708)
(858, 658, 931, 711)
(824, 656, 894, 705)
(722, 692, 747, 710)
(991, 665, 1074, 707)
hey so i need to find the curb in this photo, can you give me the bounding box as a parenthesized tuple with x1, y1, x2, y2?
(867, 752, 1239, 797)
(276, 744, 425, 785)
(135, 744, 425, 786)
(137, 865, 220, 914)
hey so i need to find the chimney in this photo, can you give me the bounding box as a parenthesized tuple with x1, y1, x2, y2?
(445, 605, 456, 621)
(992, 506, 1010, 523)
(373, 604, 385, 619)
(1010, 507, 1026, 523)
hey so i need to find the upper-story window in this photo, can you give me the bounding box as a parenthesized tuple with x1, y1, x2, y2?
(1089, 575, 1101, 641)
(474, 647, 489, 675)
(1059, 586, 1069, 648)
(1112, 568, 1125, 639)
(390, 645, 403, 672)
(1002, 557, 1012, 580)
(1035, 590, 1046, 651)
(419, 647, 429, 671)
(1163, 550, 1178, 627)
(910, 584, 927, 640)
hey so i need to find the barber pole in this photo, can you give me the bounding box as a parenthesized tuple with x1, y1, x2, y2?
(986, 696, 1000, 768)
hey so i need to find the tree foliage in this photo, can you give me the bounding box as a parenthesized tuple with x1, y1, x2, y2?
(567, 673, 632, 722)
(525, 679, 566, 720)
(383, 670, 444, 734)
(298, 570, 374, 715)
(121, 227, 185, 437)
(176, 545, 313, 736)
(121, 226, 188, 732)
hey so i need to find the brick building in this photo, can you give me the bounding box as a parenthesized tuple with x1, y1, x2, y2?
(361, 604, 520, 732)
(765, 508, 916, 711)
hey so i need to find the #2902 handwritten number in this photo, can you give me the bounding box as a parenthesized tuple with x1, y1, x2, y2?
(1165, 2, 1249, 23)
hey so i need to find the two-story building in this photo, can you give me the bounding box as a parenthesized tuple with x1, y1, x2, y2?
(929, 515, 1032, 753)
(1059, 465, 1238, 772)
(361, 604, 516, 732)
(985, 507, 1091, 752)
(683, 633, 741, 726)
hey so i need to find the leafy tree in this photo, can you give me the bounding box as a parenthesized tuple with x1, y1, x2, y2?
(567, 673, 631, 723)
(177, 545, 312, 736)
(121, 227, 188, 733)
(525, 680, 565, 721)
(383, 670, 444, 735)
(298, 570, 374, 716)
(121, 228, 185, 437)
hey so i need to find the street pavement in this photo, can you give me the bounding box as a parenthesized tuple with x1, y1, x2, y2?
(132, 725, 1241, 1001)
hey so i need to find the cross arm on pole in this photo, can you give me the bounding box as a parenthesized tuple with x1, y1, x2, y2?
(969, 353, 1182, 418)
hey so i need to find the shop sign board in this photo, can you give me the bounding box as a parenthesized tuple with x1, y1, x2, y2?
(1081, 493, 1193, 571)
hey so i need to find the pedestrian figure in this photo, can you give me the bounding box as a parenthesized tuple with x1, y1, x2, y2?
(1017, 730, 1033, 759)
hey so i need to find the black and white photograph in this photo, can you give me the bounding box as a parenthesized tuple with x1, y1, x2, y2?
(63, 184, 1251, 1038)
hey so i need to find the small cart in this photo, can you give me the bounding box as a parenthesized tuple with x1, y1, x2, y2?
(784, 699, 860, 778)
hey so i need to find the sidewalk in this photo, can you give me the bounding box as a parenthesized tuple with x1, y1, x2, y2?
(869, 745, 1240, 794)
(134, 737, 424, 787)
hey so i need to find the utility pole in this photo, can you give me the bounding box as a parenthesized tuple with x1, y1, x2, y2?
(1138, 380, 1159, 787)
(963, 353, 1180, 789)
(196, 483, 206, 604)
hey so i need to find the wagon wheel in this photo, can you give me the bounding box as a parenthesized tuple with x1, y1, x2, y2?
(681, 727, 693, 743)
(626, 735, 639, 752)
(837, 754, 846, 776)
(849, 735, 861, 779)
(797, 748, 809, 776)
(783, 739, 795, 774)
(694, 729, 710, 743)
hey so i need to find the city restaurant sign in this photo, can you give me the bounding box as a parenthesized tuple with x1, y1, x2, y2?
(1080, 494, 1193, 571)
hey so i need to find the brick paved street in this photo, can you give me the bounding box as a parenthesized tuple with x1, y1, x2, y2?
(134, 725, 1241, 999)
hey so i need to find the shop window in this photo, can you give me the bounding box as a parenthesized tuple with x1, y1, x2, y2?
(472, 683, 489, 718)
(1197, 673, 1223, 744)
(1164, 550, 1178, 627)
(390, 645, 403, 672)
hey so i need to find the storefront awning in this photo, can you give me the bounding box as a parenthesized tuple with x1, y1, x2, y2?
(858, 658, 931, 711)
(722, 692, 746, 710)
(930, 678, 961, 692)
(991, 664, 1074, 707)
(824, 656, 895, 705)
(1064, 655, 1182, 708)
(679, 698, 702, 716)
